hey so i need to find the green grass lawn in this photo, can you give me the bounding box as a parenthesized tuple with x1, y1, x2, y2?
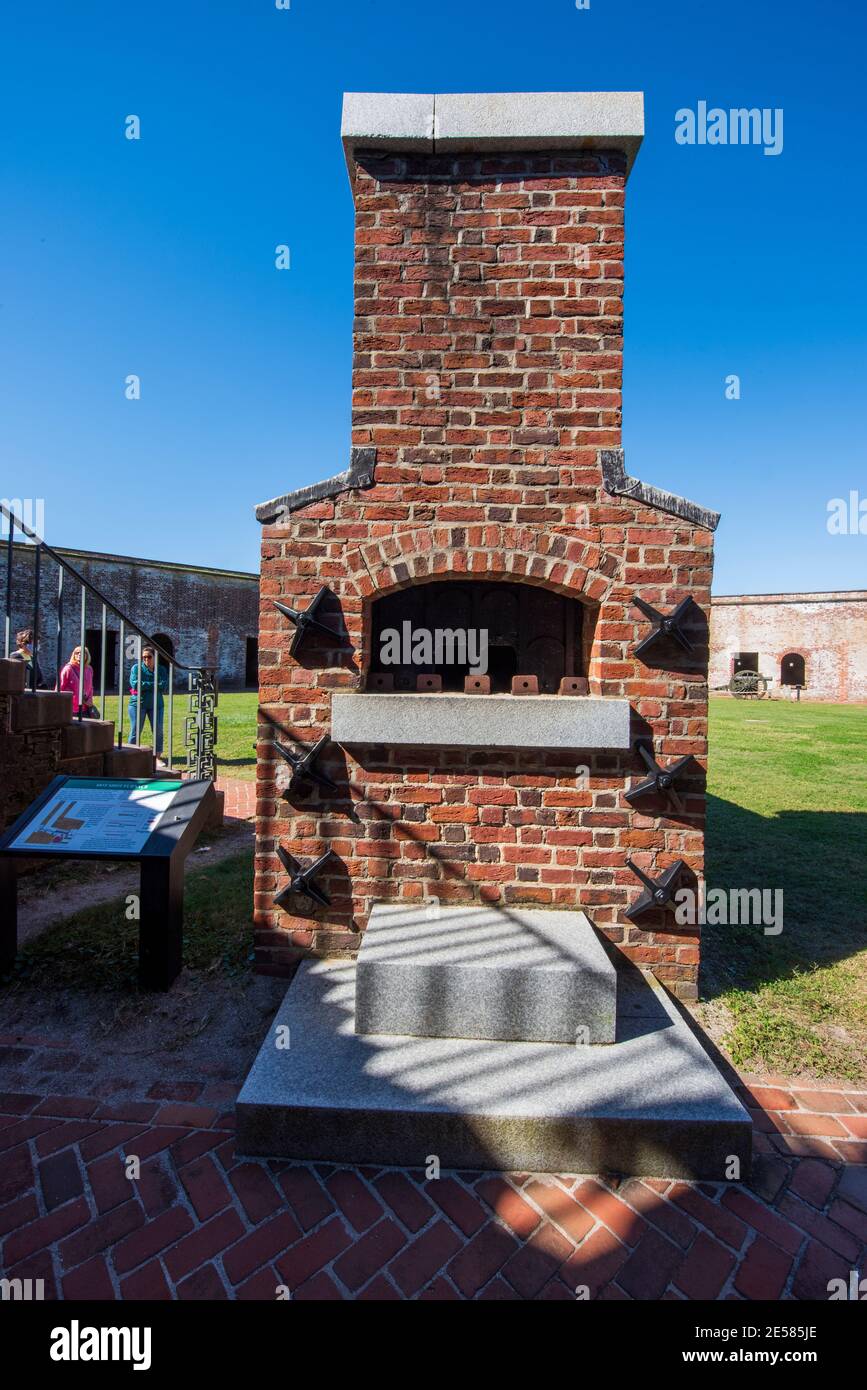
(99, 691, 258, 779)
(703, 697, 866, 1081)
(13, 850, 254, 991)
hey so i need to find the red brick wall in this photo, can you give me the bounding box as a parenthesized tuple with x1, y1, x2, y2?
(0, 691, 63, 832)
(255, 151, 714, 998)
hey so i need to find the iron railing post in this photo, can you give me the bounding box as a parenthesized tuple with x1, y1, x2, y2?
(78, 585, 86, 720)
(56, 563, 64, 690)
(118, 619, 125, 748)
(31, 544, 41, 692)
(4, 512, 13, 658)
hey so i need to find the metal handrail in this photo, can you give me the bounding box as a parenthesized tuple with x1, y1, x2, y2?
(2, 503, 193, 670)
(1, 501, 218, 779)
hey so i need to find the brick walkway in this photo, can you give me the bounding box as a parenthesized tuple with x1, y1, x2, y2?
(216, 775, 255, 822)
(1, 1074, 864, 1300)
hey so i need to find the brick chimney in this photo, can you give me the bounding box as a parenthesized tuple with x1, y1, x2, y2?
(346, 92, 642, 503)
(254, 93, 719, 1001)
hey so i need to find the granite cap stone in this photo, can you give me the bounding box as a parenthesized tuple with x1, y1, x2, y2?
(434, 91, 643, 170)
(341, 91, 645, 184)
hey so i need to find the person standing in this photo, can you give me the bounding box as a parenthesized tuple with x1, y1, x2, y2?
(8, 628, 46, 688)
(128, 645, 169, 755)
(59, 645, 99, 717)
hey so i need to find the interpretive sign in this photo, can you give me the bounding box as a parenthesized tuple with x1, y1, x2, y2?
(0, 775, 216, 989)
(8, 778, 184, 856)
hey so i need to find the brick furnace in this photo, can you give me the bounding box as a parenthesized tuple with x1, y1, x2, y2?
(241, 93, 748, 1177)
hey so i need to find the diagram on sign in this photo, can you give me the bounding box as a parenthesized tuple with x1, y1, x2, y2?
(10, 779, 183, 855)
(20, 800, 87, 844)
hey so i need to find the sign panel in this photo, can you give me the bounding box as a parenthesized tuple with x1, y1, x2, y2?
(7, 778, 184, 856)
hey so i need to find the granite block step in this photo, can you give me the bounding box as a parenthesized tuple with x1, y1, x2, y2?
(10, 690, 73, 731)
(355, 904, 616, 1044)
(102, 745, 155, 777)
(235, 961, 752, 1179)
(61, 719, 116, 759)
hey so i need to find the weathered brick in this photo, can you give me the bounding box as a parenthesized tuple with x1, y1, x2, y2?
(446, 1221, 518, 1297)
(178, 1155, 233, 1222)
(476, 1177, 542, 1239)
(223, 1209, 302, 1285)
(38, 1149, 84, 1211)
(672, 1232, 736, 1300)
(112, 1205, 194, 1275)
(164, 1208, 246, 1282)
(426, 1177, 487, 1237)
(3, 1196, 90, 1265)
(228, 1163, 283, 1224)
(59, 1199, 145, 1270)
(501, 1221, 573, 1298)
(616, 1228, 682, 1300)
(325, 1169, 384, 1234)
(332, 1217, 406, 1292)
(274, 1216, 352, 1292)
(278, 1165, 334, 1231)
(560, 1223, 629, 1298)
(176, 1262, 229, 1301)
(62, 1255, 116, 1301)
(375, 1171, 436, 1234)
(388, 1219, 462, 1296)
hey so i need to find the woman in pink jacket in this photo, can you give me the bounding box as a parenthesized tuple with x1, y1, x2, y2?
(59, 645, 98, 717)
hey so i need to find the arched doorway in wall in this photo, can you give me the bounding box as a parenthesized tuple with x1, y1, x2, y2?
(152, 633, 175, 661)
(781, 652, 806, 686)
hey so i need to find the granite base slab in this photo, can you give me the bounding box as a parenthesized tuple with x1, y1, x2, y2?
(236, 961, 751, 1179)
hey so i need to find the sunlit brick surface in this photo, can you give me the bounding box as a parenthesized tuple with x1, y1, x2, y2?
(1, 1071, 864, 1300)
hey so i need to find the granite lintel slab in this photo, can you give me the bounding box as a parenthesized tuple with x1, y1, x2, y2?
(331, 692, 632, 751)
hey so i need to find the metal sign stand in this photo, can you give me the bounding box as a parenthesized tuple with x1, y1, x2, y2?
(0, 775, 216, 990)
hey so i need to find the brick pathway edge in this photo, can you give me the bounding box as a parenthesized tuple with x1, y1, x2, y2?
(1, 1077, 865, 1302)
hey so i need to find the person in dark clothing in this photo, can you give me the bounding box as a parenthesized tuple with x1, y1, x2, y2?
(9, 628, 46, 688)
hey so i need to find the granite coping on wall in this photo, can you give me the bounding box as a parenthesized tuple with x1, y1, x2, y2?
(340, 91, 645, 182)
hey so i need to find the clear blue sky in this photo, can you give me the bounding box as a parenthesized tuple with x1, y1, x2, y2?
(2, 0, 864, 593)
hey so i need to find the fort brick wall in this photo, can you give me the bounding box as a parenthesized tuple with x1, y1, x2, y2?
(709, 592, 867, 702)
(1, 543, 259, 690)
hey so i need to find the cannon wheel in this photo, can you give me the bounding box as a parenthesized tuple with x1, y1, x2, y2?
(730, 668, 769, 699)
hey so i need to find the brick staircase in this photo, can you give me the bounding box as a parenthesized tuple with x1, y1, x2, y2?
(0, 657, 156, 835)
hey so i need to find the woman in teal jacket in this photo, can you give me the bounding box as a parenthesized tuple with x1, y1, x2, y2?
(128, 645, 169, 755)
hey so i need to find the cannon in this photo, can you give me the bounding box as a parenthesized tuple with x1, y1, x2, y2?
(725, 668, 769, 699)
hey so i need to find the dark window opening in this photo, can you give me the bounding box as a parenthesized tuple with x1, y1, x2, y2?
(369, 580, 587, 694)
(733, 651, 759, 675)
(85, 627, 118, 687)
(780, 652, 806, 686)
(245, 636, 259, 688)
(152, 632, 175, 661)
(487, 645, 518, 689)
